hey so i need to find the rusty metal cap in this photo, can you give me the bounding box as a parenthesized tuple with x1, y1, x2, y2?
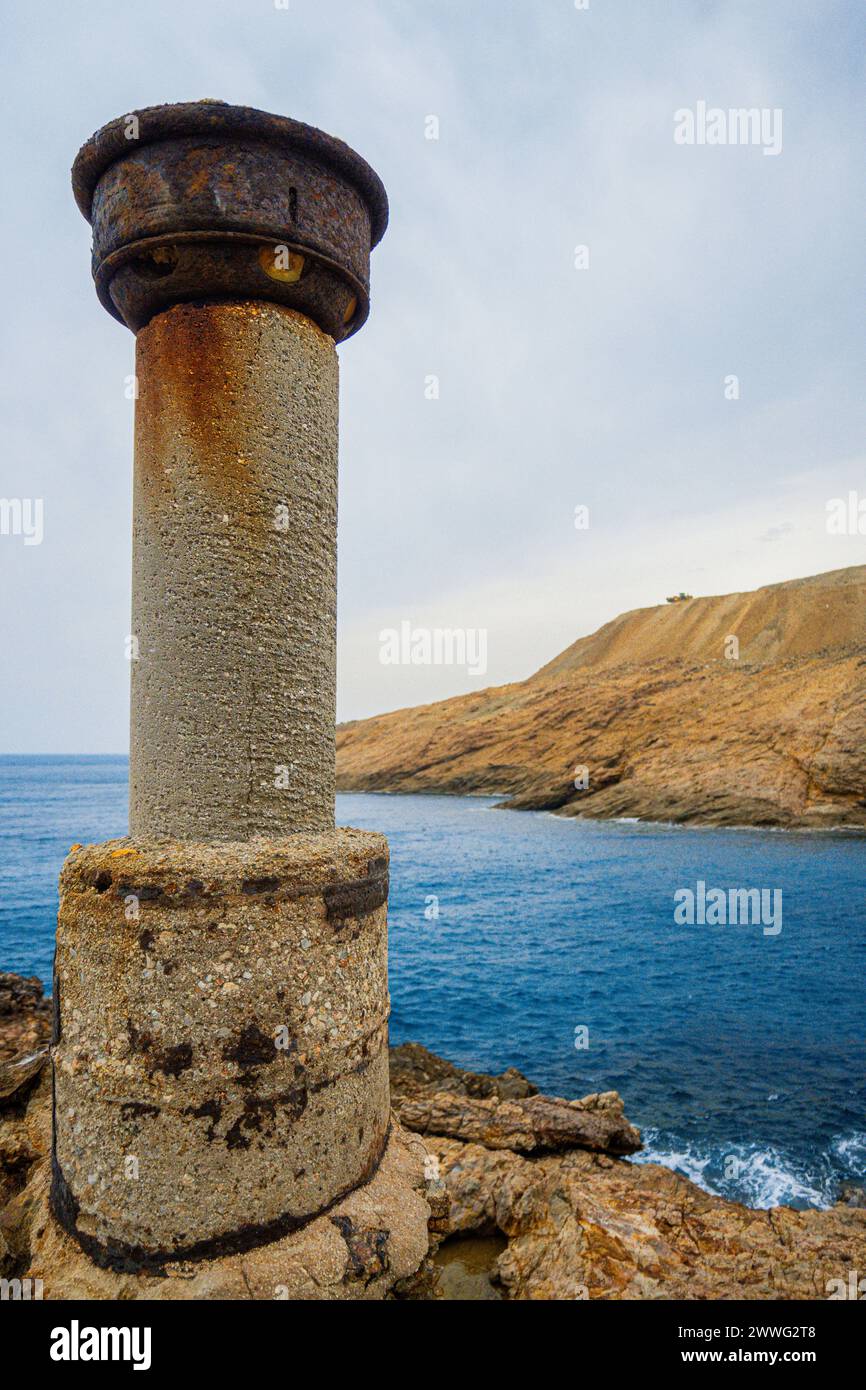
(72, 101, 389, 341)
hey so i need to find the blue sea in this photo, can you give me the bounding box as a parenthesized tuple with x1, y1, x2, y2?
(2, 754, 864, 1211)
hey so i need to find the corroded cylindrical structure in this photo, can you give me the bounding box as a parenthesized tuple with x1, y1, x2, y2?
(71, 101, 387, 341)
(131, 300, 338, 839)
(51, 103, 413, 1279)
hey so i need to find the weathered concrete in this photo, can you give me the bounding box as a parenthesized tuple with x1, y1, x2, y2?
(130, 301, 339, 841)
(13, 1066, 432, 1299)
(55, 101, 430, 1295)
(52, 831, 392, 1267)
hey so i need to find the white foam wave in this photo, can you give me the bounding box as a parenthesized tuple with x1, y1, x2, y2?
(831, 1132, 866, 1173)
(632, 1131, 840, 1210)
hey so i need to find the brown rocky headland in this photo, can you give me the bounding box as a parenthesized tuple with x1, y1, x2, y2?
(337, 565, 866, 829)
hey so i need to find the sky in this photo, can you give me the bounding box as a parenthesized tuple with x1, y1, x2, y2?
(1, 0, 864, 752)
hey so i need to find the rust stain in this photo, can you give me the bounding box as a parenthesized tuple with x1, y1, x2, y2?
(186, 167, 210, 196)
(135, 302, 264, 513)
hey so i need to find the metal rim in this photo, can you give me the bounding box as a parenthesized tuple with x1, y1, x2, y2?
(93, 229, 370, 335)
(71, 101, 389, 247)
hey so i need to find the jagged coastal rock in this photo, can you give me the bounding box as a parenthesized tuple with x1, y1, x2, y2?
(389, 1044, 866, 1300)
(3, 983, 864, 1299)
(0, 974, 51, 1064)
(337, 565, 866, 829)
(391, 1043, 641, 1157)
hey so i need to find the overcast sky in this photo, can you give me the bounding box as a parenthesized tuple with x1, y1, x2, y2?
(1, 0, 864, 752)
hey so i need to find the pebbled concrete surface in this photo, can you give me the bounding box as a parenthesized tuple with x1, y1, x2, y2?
(130, 300, 339, 841)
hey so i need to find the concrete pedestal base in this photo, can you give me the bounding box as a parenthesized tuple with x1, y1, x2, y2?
(52, 830, 395, 1270)
(25, 1108, 432, 1299)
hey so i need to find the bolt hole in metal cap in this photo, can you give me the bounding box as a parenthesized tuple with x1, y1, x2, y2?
(71, 100, 388, 340)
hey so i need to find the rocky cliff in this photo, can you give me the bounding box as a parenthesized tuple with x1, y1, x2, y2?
(337, 565, 866, 828)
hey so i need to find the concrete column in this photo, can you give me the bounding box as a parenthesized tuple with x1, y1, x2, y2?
(131, 300, 338, 839)
(50, 102, 430, 1286)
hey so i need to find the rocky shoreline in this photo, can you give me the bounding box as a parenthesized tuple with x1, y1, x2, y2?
(2, 973, 864, 1299)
